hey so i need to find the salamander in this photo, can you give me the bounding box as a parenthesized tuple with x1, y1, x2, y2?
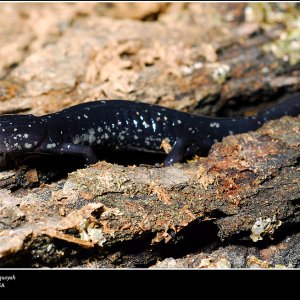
(0, 94, 299, 166)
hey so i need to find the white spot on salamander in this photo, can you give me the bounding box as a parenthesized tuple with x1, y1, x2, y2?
(73, 136, 81, 144)
(210, 122, 220, 128)
(47, 143, 56, 149)
(177, 120, 182, 124)
(23, 134, 29, 138)
(84, 114, 88, 119)
(142, 121, 150, 128)
(14, 128, 17, 132)
(25, 143, 33, 149)
(88, 128, 96, 144)
(151, 120, 157, 132)
(117, 121, 122, 125)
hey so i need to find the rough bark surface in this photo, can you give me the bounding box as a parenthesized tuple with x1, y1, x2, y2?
(0, 3, 299, 268)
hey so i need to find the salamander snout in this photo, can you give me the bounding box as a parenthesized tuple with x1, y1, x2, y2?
(0, 117, 47, 153)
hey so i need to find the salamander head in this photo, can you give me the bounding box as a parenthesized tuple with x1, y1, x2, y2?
(0, 115, 46, 153)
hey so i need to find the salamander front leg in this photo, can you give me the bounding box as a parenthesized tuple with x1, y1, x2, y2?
(59, 143, 98, 165)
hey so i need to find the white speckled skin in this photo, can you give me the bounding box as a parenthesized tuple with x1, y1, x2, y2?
(0, 95, 299, 166)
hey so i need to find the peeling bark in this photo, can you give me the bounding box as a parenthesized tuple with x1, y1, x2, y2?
(0, 116, 299, 267)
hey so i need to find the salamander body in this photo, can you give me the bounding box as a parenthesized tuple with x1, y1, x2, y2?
(0, 94, 299, 166)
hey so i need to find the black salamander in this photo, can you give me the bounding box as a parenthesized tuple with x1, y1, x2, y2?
(0, 94, 299, 166)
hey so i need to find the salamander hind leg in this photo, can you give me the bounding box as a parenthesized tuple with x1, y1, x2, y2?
(163, 138, 201, 166)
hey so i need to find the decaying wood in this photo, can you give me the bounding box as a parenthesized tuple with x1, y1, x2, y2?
(0, 116, 299, 267)
(151, 231, 300, 268)
(0, 3, 299, 268)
